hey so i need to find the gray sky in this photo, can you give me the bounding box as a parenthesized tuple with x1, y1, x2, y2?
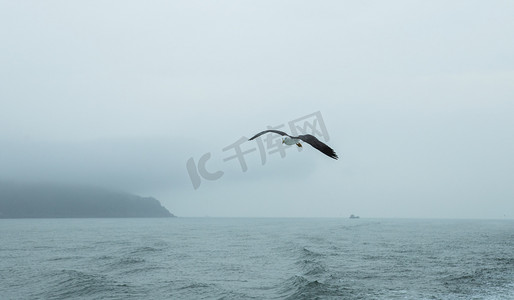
(1, 1, 513, 218)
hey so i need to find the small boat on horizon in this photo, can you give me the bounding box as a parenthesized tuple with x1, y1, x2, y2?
(349, 214, 360, 219)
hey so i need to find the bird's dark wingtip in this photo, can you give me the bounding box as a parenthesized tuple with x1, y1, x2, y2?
(327, 150, 338, 160)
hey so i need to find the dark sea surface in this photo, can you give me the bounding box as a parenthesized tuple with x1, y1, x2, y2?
(1, 218, 513, 299)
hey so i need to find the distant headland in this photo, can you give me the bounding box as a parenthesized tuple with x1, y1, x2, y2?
(0, 182, 174, 218)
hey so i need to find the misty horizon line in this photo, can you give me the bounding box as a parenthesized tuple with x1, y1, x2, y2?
(1, 181, 512, 220)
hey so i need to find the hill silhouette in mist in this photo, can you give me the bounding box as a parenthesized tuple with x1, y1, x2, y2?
(0, 183, 174, 218)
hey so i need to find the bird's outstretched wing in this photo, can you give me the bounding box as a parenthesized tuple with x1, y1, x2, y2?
(297, 134, 338, 159)
(248, 130, 290, 140)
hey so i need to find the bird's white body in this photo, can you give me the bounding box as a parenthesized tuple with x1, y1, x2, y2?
(283, 137, 300, 145)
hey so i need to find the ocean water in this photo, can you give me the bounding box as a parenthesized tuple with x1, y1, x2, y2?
(1, 218, 513, 299)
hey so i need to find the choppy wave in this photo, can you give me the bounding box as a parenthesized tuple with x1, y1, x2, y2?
(278, 275, 332, 299)
(272, 246, 347, 299)
(1, 218, 513, 299)
(39, 269, 145, 300)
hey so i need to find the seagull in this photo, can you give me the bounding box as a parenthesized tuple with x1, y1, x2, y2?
(249, 130, 338, 160)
